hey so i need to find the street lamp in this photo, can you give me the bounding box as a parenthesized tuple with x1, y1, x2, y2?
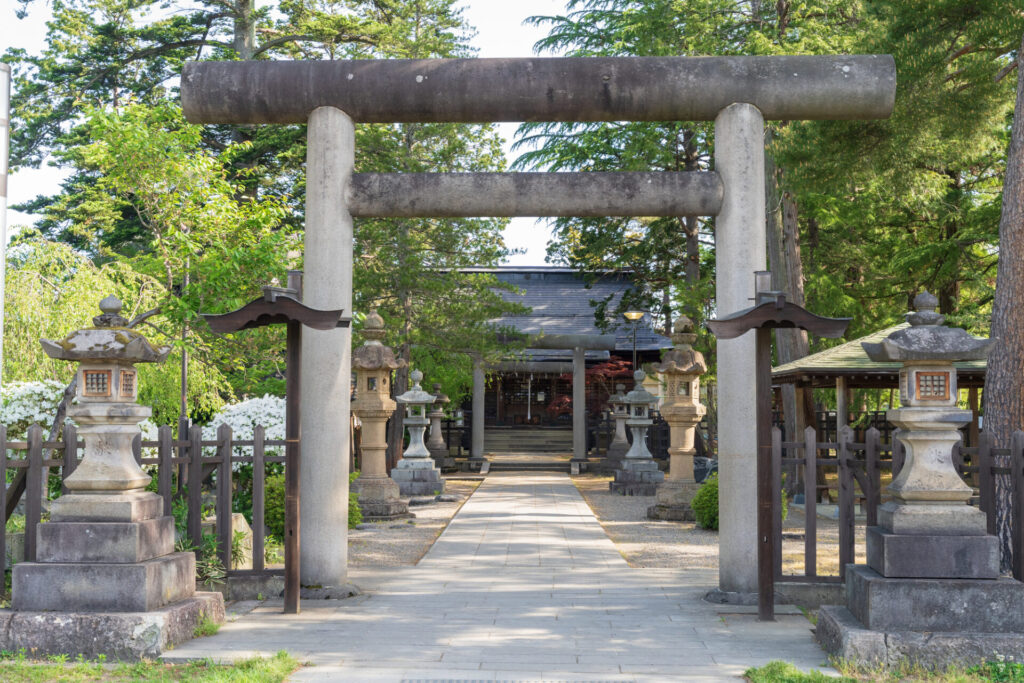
(623, 310, 644, 371)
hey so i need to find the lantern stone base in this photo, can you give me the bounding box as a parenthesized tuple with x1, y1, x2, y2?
(36, 517, 175, 564)
(609, 460, 664, 496)
(817, 565, 1024, 669)
(391, 459, 446, 496)
(352, 476, 413, 521)
(14, 551, 197, 613)
(600, 441, 629, 474)
(878, 501, 987, 536)
(428, 446, 456, 471)
(50, 491, 164, 523)
(0, 592, 224, 661)
(866, 527, 999, 579)
(646, 480, 699, 521)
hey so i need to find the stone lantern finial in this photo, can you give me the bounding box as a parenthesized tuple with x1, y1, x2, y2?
(362, 308, 386, 344)
(906, 290, 943, 327)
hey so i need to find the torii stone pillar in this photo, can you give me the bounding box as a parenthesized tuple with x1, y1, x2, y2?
(714, 103, 765, 597)
(470, 358, 486, 464)
(299, 106, 355, 590)
(572, 346, 587, 462)
(648, 316, 707, 521)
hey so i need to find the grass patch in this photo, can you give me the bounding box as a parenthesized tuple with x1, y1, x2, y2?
(745, 660, 854, 682)
(193, 613, 221, 637)
(0, 650, 298, 682)
(749, 658, 1024, 682)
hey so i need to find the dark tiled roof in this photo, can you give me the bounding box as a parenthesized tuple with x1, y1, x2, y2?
(483, 268, 671, 352)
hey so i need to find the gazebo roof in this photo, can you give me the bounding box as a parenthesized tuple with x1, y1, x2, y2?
(771, 322, 987, 389)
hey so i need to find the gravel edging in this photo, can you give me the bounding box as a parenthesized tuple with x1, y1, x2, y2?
(571, 474, 720, 569)
(347, 479, 480, 567)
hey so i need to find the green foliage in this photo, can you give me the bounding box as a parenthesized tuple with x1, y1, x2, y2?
(744, 660, 854, 683)
(349, 470, 363, 528)
(971, 660, 1024, 682)
(264, 473, 286, 541)
(692, 472, 719, 530)
(0, 650, 298, 680)
(192, 612, 221, 638)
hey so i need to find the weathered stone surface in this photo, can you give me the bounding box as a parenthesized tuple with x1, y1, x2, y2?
(0, 592, 223, 661)
(818, 603, 1024, 671)
(610, 459, 664, 496)
(50, 491, 163, 523)
(435, 494, 459, 502)
(646, 503, 694, 521)
(878, 501, 987, 536)
(37, 516, 174, 564)
(866, 526, 998, 579)
(408, 496, 436, 506)
(846, 565, 1024, 632)
(391, 461, 445, 497)
(13, 552, 196, 613)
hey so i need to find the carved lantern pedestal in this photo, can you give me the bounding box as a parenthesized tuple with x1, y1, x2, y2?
(609, 370, 664, 496)
(392, 370, 446, 496)
(2, 296, 224, 660)
(351, 311, 412, 521)
(648, 317, 707, 521)
(600, 383, 630, 473)
(817, 292, 1024, 669)
(426, 383, 453, 470)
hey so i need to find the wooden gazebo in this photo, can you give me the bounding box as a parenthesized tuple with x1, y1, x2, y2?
(771, 322, 985, 442)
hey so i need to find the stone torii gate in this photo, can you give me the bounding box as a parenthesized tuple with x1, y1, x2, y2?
(181, 55, 895, 598)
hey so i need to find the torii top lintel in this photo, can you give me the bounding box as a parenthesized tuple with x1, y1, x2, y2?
(181, 55, 895, 125)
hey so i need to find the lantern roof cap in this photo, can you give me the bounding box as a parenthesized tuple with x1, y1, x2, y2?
(862, 290, 993, 362)
(608, 382, 628, 403)
(397, 369, 437, 405)
(40, 296, 171, 364)
(431, 382, 450, 404)
(624, 370, 657, 405)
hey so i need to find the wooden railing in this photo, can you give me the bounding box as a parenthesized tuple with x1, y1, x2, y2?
(771, 425, 1024, 584)
(2, 421, 287, 583)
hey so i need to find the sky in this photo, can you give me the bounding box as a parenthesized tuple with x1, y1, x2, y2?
(0, 0, 567, 265)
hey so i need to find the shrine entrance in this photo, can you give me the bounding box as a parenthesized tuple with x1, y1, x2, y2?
(180, 55, 896, 597)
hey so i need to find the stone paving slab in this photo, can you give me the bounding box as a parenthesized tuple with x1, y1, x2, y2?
(163, 472, 835, 681)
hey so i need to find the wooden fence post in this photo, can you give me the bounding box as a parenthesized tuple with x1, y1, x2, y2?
(252, 425, 266, 572)
(1012, 431, 1024, 581)
(217, 423, 233, 571)
(187, 425, 203, 547)
(838, 425, 854, 581)
(771, 426, 783, 580)
(803, 426, 817, 578)
(979, 431, 997, 536)
(158, 425, 173, 517)
(62, 421, 78, 496)
(25, 424, 43, 563)
(0, 426, 7, 572)
(865, 427, 880, 527)
(177, 416, 190, 498)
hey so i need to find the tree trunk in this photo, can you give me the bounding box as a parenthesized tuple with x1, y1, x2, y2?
(766, 142, 810, 497)
(983, 33, 1024, 574)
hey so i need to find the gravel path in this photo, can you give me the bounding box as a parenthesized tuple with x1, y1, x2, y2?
(571, 474, 720, 569)
(347, 479, 480, 567)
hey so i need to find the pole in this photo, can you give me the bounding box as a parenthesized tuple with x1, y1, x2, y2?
(756, 326, 775, 621)
(0, 64, 11, 388)
(632, 323, 638, 371)
(284, 270, 302, 614)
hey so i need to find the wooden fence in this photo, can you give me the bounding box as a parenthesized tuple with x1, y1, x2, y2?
(2, 421, 287, 584)
(771, 424, 1024, 585)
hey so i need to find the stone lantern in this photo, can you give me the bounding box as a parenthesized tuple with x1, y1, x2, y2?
(7, 295, 223, 659)
(601, 383, 630, 473)
(609, 370, 665, 496)
(648, 316, 707, 521)
(392, 370, 445, 496)
(350, 310, 411, 520)
(818, 291, 1024, 667)
(426, 382, 452, 470)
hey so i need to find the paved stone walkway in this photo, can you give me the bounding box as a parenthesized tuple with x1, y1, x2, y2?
(164, 472, 834, 681)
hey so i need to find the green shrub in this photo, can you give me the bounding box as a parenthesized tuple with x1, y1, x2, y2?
(692, 472, 719, 530)
(348, 471, 363, 528)
(264, 471, 362, 538)
(265, 474, 286, 539)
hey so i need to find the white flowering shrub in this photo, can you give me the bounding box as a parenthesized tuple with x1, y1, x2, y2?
(202, 395, 286, 465)
(1, 379, 157, 447)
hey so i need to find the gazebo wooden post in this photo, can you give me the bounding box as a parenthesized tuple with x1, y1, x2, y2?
(835, 376, 848, 440)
